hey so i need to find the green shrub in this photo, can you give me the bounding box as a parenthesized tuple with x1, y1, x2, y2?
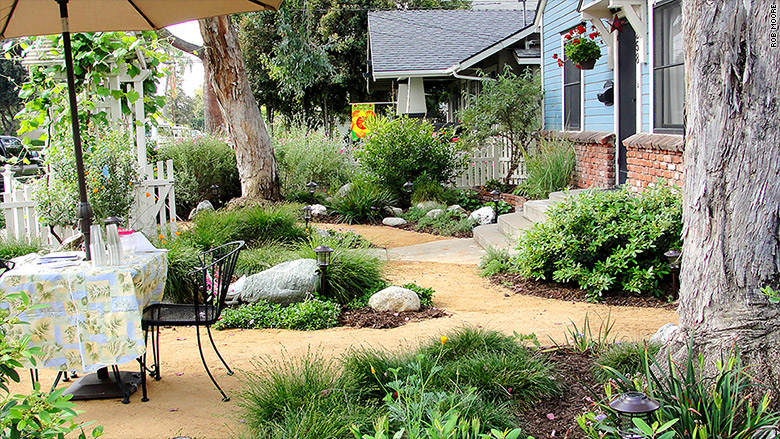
(515, 137, 576, 200)
(414, 211, 475, 237)
(33, 129, 139, 227)
(357, 117, 465, 198)
(327, 177, 396, 224)
(234, 244, 300, 278)
(479, 246, 514, 277)
(187, 204, 306, 250)
(410, 176, 448, 204)
(593, 341, 661, 382)
(273, 126, 357, 199)
(455, 189, 483, 211)
(157, 238, 200, 303)
(401, 283, 435, 308)
(215, 299, 340, 331)
(513, 184, 682, 301)
(0, 236, 44, 260)
(402, 204, 446, 222)
(156, 135, 241, 212)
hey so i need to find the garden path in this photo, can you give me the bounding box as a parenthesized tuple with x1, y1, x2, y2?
(12, 225, 677, 439)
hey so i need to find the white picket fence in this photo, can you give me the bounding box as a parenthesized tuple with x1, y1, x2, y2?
(1, 159, 177, 248)
(453, 136, 527, 188)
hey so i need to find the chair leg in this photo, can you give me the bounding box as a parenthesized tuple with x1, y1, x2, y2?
(206, 326, 233, 376)
(146, 325, 161, 381)
(195, 325, 230, 402)
(138, 354, 148, 402)
(29, 369, 39, 390)
(111, 365, 131, 404)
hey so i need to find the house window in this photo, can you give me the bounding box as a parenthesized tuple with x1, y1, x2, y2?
(563, 58, 581, 130)
(654, 0, 684, 133)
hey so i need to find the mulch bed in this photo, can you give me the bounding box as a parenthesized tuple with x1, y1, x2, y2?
(490, 273, 678, 310)
(521, 350, 600, 439)
(338, 306, 449, 329)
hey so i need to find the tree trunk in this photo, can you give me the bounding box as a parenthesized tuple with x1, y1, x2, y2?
(668, 0, 780, 390)
(202, 60, 226, 134)
(199, 15, 280, 201)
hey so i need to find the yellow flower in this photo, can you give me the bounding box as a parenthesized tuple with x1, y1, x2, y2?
(93, 188, 98, 193)
(100, 185, 105, 190)
(440, 336, 447, 345)
(370, 366, 376, 374)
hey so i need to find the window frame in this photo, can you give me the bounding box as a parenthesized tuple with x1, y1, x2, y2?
(561, 29, 583, 131)
(653, 0, 685, 134)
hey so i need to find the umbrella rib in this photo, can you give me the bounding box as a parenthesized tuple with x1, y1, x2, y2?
(0, 0, 20, 39)
(126, 0, 158, 29)
(247, 0, 270, 8)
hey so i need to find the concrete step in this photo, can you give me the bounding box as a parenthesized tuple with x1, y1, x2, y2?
(548, 188, 594, 202)
(473, 223, 515, 252)
(497, 211, 535, 239)
(523, 199, 554, 224)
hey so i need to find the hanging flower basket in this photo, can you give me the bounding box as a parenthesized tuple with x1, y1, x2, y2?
(553, 25, 602, 69)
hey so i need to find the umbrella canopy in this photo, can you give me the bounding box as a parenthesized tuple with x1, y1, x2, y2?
(0, 0, 281, 38)
(0, 0, 280, 258)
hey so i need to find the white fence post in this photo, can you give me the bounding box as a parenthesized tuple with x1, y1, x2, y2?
(454, 136, 527, 189)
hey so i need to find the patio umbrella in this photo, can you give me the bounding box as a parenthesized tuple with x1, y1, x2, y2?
(0, 0, 281, 257)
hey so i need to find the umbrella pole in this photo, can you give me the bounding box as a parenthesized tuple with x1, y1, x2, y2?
(57, 0, 93, 259)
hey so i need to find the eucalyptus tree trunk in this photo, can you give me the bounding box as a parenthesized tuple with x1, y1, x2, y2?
(668, 0, 780, 390)
(199, 15, 280, 201)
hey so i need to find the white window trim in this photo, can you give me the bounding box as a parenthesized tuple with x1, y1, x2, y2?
(560, 33, 584, 132)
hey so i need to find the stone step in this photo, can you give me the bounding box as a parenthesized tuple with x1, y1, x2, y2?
(497, 211, 535, 239)
(472, 223, 515, 252)
(523, 199, 554, 224)
(548, 188, 594, 202)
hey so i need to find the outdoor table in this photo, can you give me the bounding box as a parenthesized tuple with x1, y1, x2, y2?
(0, 250, 167, 402)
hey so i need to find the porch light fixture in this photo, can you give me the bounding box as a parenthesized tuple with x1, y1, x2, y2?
(313, 245, 334, 297)
(302, 205, 313, 229)
(608, 392, 660, 439)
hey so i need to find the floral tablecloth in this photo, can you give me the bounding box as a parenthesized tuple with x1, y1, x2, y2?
(0, 251, 167, 373)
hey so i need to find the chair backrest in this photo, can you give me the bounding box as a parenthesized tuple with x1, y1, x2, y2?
(194, 241, 244, 321)
(0, 259, 14, 278)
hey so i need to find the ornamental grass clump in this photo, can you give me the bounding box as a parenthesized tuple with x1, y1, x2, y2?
(513, 183, 682, 301)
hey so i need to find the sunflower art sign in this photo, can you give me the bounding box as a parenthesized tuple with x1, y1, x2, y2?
(350, 103, 375, 141)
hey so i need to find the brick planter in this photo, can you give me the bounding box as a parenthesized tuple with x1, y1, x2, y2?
(623, 133, 685, 191)
(542, 130, 616, 189)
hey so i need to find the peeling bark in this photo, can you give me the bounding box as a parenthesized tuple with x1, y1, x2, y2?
(199, 15, 280, 201)
(668, 0, 780, 390)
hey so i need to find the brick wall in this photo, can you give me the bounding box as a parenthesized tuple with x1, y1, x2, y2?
(623, 133, 685, 191)
(545, 131, 616, 189)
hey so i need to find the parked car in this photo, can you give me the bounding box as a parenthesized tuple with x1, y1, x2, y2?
(0, 136, 44, 194)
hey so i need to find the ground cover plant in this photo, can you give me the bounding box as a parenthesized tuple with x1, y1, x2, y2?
(401, 204, 475, 238)
(327, 177, 396, 224)
(240, 327, 559, 439)
(214, 299, 340, 331)
(513, 184, 682, 301)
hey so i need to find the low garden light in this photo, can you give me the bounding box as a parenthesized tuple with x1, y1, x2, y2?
(403, 181, 413, 194)
(490, 189, 501, 223)
(306, 181, 318, 203)
(664, 249, 682, 293)
(104, 216, 123, 227)
(313, 245, 334, 297)
(608, 392, 660, 439)
(302, 205, 313, 229)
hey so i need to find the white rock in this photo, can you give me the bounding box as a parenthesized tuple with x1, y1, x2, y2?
(382, 217, 408, 227)
(369, 286, 421, 312)
(649, 323, 678, 345)
(469, 206, 495, 225)
(311, 204, 328, 217)
(384, 206, 403, 216)
(188, 199, 215, 220)
(415, 201, 439, 211)
(447, 205, 467, 216)
(225, 259, 319, 306)
(426, 209, 444, 219)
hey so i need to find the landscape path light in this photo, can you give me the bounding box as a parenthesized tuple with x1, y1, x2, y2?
(608, 391, 661, 439)
(306, 181, 318, 204)
(302, 205, 312, 230)
(490, 189, 501, 223)
(664, 249, 682, 293)
(313, 245, 334, 297)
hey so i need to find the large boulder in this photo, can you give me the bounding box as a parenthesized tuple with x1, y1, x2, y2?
(188, 200, 215, 220)
(469, 206, 495, 225)
(426, 209, 444, 219)
(382, 217, 407, 227)
(225, 259, 319, 306)
(368, 286, 420, 312)
(311, 204, 328, 217)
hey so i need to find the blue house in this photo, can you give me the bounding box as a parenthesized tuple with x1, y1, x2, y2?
(536, 0, 685, 190)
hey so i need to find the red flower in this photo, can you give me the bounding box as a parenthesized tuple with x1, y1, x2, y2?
(576, 25, 586, 34)
(557, 59, 564, 67)
(576, 64, 582, 69)
(564, 34, 572, 40)
(589, 32, 598, 39)
(573, 38, 581, 44)
(552, 53, 558, 59)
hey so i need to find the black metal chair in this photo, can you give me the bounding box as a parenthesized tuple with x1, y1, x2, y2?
(0, 258, 14, 277)
(141, 240, 244, 401)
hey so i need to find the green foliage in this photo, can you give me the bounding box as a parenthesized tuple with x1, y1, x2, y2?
(557, 312, 614, 354)
(357, 117, 465, 198)
(156, 238, 200, 304)
(327, 177, 396, 224)
(482, 179, 511, 194)
(484, 200, 513, 216)
(214, 299, 341, 331)
(759, 286, 780, 304)
(0, 290, 103, 439)
(597, 342, 780, 439)
(561, 26, 602, 65)
(15, 32, 168, 141)
(0, 56, 26, 134)
(515, 137, 576, 200)
(479, 247, 514, 277)
(234, 244, 300, 278)
(456, 189, 484, 211)
(414, 211, 475, 237)
(0, 236, 43, 260)
(411, 177, 449, 204)
(401, 283, 435, 308)
(593, 341, 661, 382)
(32, 129, 140, 227)
(273, 126, 357, 198)
(402, 204, 446, 222)
(186, 204, 306, 250)
(156, 136, 241, 212)
(513, 184, 682, 301)
(458, 68, 542, 184)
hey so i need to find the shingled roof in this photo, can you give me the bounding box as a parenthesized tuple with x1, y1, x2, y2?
(368, 10, 535, 78)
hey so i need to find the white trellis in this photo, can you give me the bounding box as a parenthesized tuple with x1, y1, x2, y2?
(454, 136, 527, 188)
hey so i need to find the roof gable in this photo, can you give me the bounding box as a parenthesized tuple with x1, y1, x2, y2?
(369, 10, 534, 76)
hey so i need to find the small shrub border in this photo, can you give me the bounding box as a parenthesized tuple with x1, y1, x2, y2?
(214, 299, 341, 331)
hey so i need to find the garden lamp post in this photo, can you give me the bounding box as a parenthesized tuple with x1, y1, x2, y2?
(313, 245, 334, 297)
(211, 184, 220, 206)
(664, 249, 682, 294)
(608, 392, 661, 439)
(306, 181, 318, 204)
(490, 189, 501, 223)
(302, 205, 312, 230)
(403, 181, 413, 207)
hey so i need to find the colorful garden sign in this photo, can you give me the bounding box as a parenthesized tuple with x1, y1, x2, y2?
(351, 103, 375, 140)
